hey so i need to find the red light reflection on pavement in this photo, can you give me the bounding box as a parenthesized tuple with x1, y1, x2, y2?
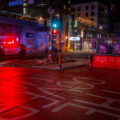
(0, 67, 119, 120)
(0, 67, 41, 119)
(0, 67, 20, 78)
(0, 81, 24, 108)
(0, 68, 29, 110)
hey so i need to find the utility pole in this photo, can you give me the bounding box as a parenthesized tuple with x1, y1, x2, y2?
(49, 0, 56, 51)
(50, 8, 54, 50)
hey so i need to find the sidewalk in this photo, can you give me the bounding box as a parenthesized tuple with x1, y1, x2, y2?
(33, 60, 87, 70)
(0, 58, 88, 70)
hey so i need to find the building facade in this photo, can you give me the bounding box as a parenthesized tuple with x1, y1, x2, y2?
(0, 16, 48, 54)
(71, 1, 108, 29)
(68, 1, 108, 52)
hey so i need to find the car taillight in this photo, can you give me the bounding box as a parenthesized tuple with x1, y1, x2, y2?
(3, 39, 16, 44)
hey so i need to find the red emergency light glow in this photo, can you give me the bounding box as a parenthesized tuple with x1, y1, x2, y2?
(8, 42, 12, 44)
(92, 55, 120, 69)
(2, 39, 18, 48)
(1, 68, 24, 109)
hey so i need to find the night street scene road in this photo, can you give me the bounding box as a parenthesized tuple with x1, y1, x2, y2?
(0, 0, 120, 120)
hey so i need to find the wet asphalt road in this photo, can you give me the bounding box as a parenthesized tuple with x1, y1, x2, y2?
(0, 66, 120, 120)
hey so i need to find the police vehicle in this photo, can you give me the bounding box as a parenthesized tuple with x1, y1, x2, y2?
(0, 35, 26, 58)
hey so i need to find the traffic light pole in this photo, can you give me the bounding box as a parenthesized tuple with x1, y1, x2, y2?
(58, 16, 62, 69)
(50, 10, 53, 50)
(50, 9, 62, 69)
(59, 35, 62, 69)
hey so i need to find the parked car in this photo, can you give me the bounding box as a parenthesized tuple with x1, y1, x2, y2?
(0, 36, 26, 58)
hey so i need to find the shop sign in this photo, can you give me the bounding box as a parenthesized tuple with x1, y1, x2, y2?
(9, 0, 23, 7)
(69, 37, 80, 41)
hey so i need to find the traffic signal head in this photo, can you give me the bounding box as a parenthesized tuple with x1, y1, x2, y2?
(52, 29, 57, 35)
(52, 23, 57, 28)
(52, 22, 58, 29)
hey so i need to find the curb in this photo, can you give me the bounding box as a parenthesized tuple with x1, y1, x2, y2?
(0, 62, 87, 71)
(32, 64, 87, 71)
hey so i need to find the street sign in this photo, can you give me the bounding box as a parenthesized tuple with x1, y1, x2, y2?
(69, 37, 80, 41)
(9, 0, 23, 7)
(28, 0, 34, 5)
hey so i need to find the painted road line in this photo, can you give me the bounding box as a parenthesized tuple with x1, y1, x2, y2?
(51, 103, 72, 112)
(101, 99, 114, 106)
(21, 81, 37, 87)
(25, 91, 61, 109)
(36, 87, 83, 93)
(85, 110, 95, 116)
(73, 77, 106, 85)
(51, 103, 120, 120)
(101, 89, 120, 95)
(43, 101, 60, 109)
(57, 81, 94, 90)
(87, 93, 120, 102)
(25, 92, 41, 100)
(74, 99, 120, 111)
(22, 76, 54, 83)
(38, 87, 65, 100)
(0, 106, 39, 120)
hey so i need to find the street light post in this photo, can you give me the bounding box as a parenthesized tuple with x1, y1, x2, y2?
(50, 9, 53, 50)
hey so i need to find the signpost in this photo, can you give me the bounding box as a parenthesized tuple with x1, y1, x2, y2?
(69, 37, 80, 41)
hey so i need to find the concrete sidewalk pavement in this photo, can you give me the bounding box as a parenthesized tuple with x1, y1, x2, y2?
(33, 60, 87, 70)
(0, 58, 88, 70)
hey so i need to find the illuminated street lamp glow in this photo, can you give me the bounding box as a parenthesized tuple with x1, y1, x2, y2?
(53, 24, 57, 28)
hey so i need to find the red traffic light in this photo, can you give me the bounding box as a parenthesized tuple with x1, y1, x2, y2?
(52, 29, 57, 34)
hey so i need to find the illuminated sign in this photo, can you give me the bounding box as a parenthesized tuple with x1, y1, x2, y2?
(9, 0, 23, 7)
(28, 0, 34, 4)
(93, 55, 120, 69)
(69, 37, 80, 41)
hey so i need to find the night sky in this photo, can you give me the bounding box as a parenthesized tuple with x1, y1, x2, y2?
(71, 0, 120, 5)
(1, 0, 120, 22)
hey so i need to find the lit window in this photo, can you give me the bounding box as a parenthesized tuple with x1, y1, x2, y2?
(64, 5, 66, 10)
